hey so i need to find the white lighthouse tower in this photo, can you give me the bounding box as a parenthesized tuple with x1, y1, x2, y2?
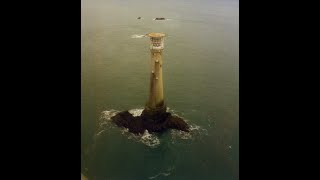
(144, 32, 166, 116)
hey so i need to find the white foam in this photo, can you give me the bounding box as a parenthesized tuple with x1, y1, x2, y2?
(131, 34, 145, 38)
(171, 123, 208, 141)
(120, 128, 129, 135)
(171, 129, 192, 140)
(189, 124, 209, 137)
(128, 108, 143, 117)
(100, 109, 119, 121)
(120, 129, 160, 148)
(96, 129, 105, 136)
(94, 109, 121, 138)
(140, 130, 160, 148)
(149, 173, 160, 179)
(148, 166, 175, 179)
(189, 124, 201, 131)
(149, 172, 171, 179)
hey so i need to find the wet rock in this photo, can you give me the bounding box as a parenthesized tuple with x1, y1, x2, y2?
(111, 111, 144, 134)
(155, 17, 165, 20)
(165, 115, 189, 132)
(111, 110, 189, 134)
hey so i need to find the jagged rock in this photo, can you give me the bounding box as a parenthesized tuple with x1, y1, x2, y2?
(155, 17, 165, 20)
(111, 110, 189, 134)
(165, 115, 189, 132)
(111, 111, 144, 134)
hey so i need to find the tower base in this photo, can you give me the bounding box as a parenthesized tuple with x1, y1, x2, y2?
(142, 104, 167, 123)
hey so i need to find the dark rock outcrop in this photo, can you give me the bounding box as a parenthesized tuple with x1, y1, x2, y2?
(137, 17, 141, 19)
(155, 17, 166, 20)
(111, 110, 189, 134)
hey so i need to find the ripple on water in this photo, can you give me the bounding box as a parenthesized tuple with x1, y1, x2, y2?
(148, 166, 175, 179)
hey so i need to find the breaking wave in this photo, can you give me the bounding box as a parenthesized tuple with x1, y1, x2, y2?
(96, 108, 210, 148)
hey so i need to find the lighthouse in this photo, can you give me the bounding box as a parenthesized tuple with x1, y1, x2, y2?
(110, 32, 189, 133)
(144, 32, 166, 117)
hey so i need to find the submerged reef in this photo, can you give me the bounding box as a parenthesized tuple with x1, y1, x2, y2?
(111, 109, 189, 134)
